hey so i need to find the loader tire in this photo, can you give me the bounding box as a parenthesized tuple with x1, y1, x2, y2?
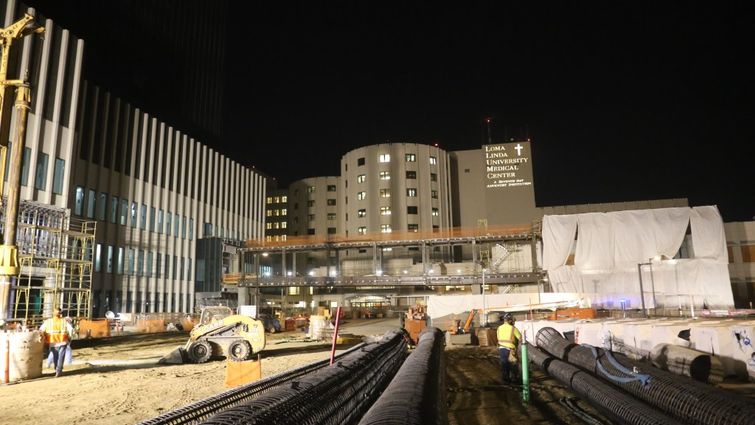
(228, 340, 252, 361)
(187, 340, 212, 363)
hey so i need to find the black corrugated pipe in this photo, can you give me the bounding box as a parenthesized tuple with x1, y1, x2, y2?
(358, 328, 447, 425)
(201, 329, 410, 425)
(526, 343, 684, 425)
(536, 327, 755, 425)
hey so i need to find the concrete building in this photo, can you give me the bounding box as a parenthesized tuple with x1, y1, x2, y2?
(725, 221, 755, 308)
(2, 3, 266, 316)
(288, 176, 340, 238)
(265, 186, 289, 243)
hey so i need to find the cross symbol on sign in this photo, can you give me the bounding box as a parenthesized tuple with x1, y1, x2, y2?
(514, 143, 524, 156)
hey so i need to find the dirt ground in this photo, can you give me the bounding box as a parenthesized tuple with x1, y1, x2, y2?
(0, 318, 397, 425)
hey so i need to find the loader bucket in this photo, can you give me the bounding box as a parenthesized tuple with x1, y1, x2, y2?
(159, 347, 187, 364)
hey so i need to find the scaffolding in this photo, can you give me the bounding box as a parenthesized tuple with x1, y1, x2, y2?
(0, 200, 95, 326)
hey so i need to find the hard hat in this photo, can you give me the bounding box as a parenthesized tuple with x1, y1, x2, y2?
(503, 313, 514, 322)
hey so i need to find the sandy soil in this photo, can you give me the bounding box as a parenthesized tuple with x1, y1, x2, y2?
(0, 318, 398, 425)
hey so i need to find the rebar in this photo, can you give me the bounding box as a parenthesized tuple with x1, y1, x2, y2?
(358, 328, 447, 425)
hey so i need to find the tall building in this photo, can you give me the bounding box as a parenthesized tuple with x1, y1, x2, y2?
(264, 186, 289, 242)
(288, 176, 340, 238)
(2, 2, 266, 317)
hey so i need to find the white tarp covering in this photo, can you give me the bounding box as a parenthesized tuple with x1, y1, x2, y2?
(690, 206, 728, 263)
(427, 292, 582, 319)
(545, 206, 734, 309)
(542, 214, 578, 270)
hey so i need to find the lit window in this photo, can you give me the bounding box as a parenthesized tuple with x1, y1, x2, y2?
(429, 156, 437, 165)
(266, 235, 272, 242)
(74, 186, 84, 216)
(405, 154, 416, 162)
(266, 222, 272, 229)
(357, 174, 366, 183)
(379, 154, 390, 163)
(307, 186, 315, 193)
(380, 206, 391, 215)
(274, 196, 280, 203)
(380, 189, 391, 198)
(358, 226, 367, 235)
(408, 224, 419, 232)
(273, 222, 279, 229)
(357, 191, 366, 200)
(267, 210, 273, 217)
(274, 209, 280, 216)
(281, 235, 287, 241)
(266, 197, 273, 204)
(407, 188, 417, 197)
(379, 171, 390, 180)
(381, 224, 392, 233)
(432, 208, 439, 217)
(281, 195, 288, 202)
(431, 190, 438, 199)
(281, 222, 287, 229)
(358, 209, 367, 218)
(281, 208, 287, 215)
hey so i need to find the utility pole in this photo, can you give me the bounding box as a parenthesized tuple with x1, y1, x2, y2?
(0, 14, 44, 322)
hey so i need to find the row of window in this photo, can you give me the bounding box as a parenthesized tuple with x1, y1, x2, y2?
(266, 221, 287, 230)
(74, 186, 194, 239)
(354, 171, 437, 183)
(353, 188, 438, 200)
(93, 243, 192, 280)
(3, 143, 66, 193)
(304, 185, 337, 193)
(353, 207, 439, 218)
(356, 224, 421, 234)
(350, 154, 438, 167)
(266, 208, 288, 217)
(266, 195, 288, 204)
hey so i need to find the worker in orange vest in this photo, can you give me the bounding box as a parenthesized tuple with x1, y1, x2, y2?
(497, 313, 521, 384)
(39, 308, 74, 377)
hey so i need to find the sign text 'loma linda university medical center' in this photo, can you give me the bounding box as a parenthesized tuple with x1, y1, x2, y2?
(483, 142, 533, 189)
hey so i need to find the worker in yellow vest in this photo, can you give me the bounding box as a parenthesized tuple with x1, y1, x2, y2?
(497, 313, 521, 384)
(39, 308, 74, 377)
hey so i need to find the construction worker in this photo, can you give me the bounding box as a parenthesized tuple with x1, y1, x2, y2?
(497, 313, 521, 384)
(39, 308, 74, 377)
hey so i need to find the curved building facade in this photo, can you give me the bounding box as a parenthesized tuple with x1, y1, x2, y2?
(339, 143, 452, 238)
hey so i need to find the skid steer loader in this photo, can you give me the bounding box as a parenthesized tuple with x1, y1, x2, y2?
(161, 306, 266, 364)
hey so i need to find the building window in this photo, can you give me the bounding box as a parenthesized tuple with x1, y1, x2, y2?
(74, 186, 84, 216)
(357, 174, 366, 183)
(266, 196, 273, 204)
(307, 200, 315, 207)
(34, 152, 49, 190)
(156, 254, 162, 278)
(53, 157, 65, 194)
(430, 173, 437, 182)
(406, 171, 416, 179)
(150, 207, 156, 232)
(96, 192, 107, 221)
(432, 208, 439, 216)
(308, 214, 315, 221)
(281, 222, 287, 229)
(357, 191, 366, 200)
(274, 209, 280, 216)
(281, 195, 287, 202)
(380, 189, 391, 198)
(182, 215, 187, 239)
(380, 206, 391, 215)
(328, 227, 337, 234)
(166, 212, 172, 236)
(358, 209, 366, 218)
(131, 202, 137, 227)
(281, 208, 287, 215)
(407, 206, 418, 214)
(405, 153, 416, 162)
(327, 199, 336, 206)
(87, 189, 96, 219)
(146, 251, 153, 277)
(120, 199, 128, 225)
(140, 204, 147, 229)
(379, 171, 390, 180)
(267, 210, 273, 217)
(157, 210, 163, 233)
(127, 249, 135, 275)
(189, 219, 194, 240)
(357, 157, 365, 166)
(308, 228, 315, 235)
(429, 156, 437, 165)
(20, 147, 30, 186)
(307, 186, 315, 193)
(327, 184, 336, 192)
(137, 250, 144, 276)
(408, 224, 419, 232)
(431, 190, 438, 199)
(266, 235, 272, 242)
(379, 154, 391, 163)
(274, 196, 280, 203)
(111, 196, 119, 223)
(327, 213, 336, 220)
(266, 222, 272, 230)
(174, 215, 180, 236)
(358, 226, 367, 235)
(95, 244, 102, 272)
(117, 247, 124, 275)
(407, 188, 417, 197)
(273, 222, 279, 229)
(381, 224, 392, 233)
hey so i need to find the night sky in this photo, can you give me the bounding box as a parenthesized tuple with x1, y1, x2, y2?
(27, 1, 755, 221)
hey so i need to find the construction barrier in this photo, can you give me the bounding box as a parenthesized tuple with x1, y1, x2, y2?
(225, 358, 262, 387)
(77, 319, 111, 338)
